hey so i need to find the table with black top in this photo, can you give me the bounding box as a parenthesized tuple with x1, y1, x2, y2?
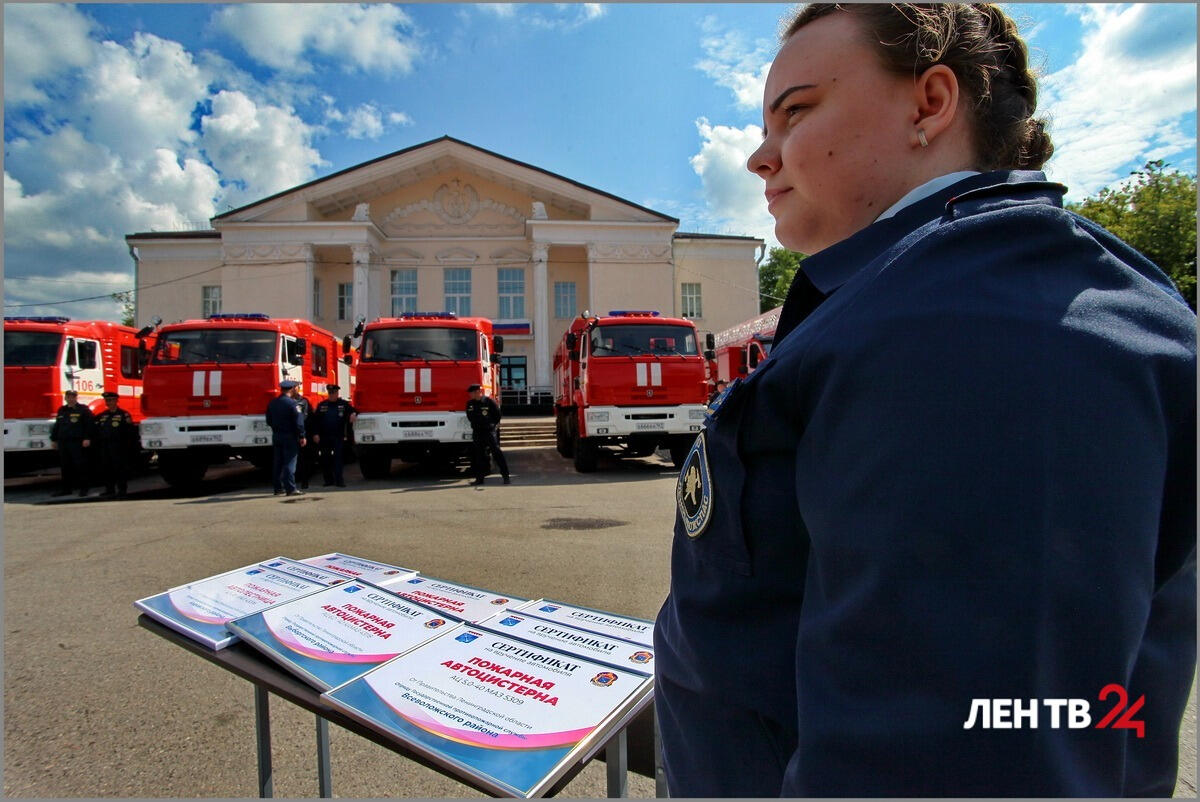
(138, 615, 664, 798)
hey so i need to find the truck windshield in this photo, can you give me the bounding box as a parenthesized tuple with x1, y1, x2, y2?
(4, 331, 63, 366)
(590, 324, 698, 357)
(361, 327, 478, 362)
(153, 328, 277, 365)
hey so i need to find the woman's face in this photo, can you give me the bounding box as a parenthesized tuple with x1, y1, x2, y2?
(748, 13, 921, 254)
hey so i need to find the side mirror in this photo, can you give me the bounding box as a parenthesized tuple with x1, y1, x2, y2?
(341, 335, 352, 354)
(342, 354, 353, 365)
(703, 349, 715, 361)
(565, 332, 577, 350)
(490, 354, 501, 364)
(705, 332, 716, 350)
(295, 339, 307, 356)
(493, 335, 504, 354)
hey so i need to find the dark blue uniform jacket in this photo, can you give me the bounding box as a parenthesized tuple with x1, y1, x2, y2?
(654, 171, 1197, 797)
(265, 394, 305, 443)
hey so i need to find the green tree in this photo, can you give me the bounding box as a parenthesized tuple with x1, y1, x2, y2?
(1068, 160, 1196, 310)
(111, 290, 135, 326)
(759, 246, 806, 312)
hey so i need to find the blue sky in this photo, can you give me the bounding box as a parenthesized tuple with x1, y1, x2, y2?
(5, 3, 1196, 321)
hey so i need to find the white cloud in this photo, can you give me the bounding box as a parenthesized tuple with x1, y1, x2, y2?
(3, 3, 97, 105)
(212, 4, 421, 75)
(688, 118, 778, 248)
(475, 3, 606, 31)
(1039, 4, 1196, 197)
(695, 16, 774, 112)
(322, 98, 413, 141)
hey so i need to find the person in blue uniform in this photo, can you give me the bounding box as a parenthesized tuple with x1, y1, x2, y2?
(654, 4, 1196, 798)
(294, 389, 315, 489)
(49, 389, 94, 497)
(309, 384, 357, 487)
(265, 379, 307, 496)
(464, 384, 510, 486)
(94, 391, 138, 498)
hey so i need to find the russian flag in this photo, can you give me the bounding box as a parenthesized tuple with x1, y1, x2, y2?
(493, 321, 531, 336)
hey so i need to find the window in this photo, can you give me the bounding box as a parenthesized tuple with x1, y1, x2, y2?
(152, 329, 276, 365)
(202, 285, 222, 317)
(361, 327, 477, 362)
(681, 282, 703, 318)
(589, 324, 698, 357)
(120, 345, 145, 379)
(497, 268, 525, 319)
(499, 355, 527, 388)
(311, 343, 328, 377)
(390, 269, 417, 316)
(444, 268, 471, 316)
(313, 278, 322, 319)
(337, 282, 353, 321)
(76, 340, 98, 369)
(554, 281, 576, 319)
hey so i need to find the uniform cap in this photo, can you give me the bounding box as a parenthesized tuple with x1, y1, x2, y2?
(280, 379, 299, 390)
(64, 389, 78, 396)
(101, 391, 119, 399)
(326, 384, 340, 391)
(466, 384, 482, 392)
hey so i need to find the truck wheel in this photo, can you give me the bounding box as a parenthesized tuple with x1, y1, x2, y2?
(573, 435, 598, 473)
(358, 448, 392, 480)
(556, 414, 575, 458)
(157, 452, 207, 488)
(668, 438, 694, 469)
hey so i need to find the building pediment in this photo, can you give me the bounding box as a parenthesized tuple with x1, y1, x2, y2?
(213, 136, 676, 229)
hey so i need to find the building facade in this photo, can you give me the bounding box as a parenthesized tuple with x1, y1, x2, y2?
(127, 136, 763, 400)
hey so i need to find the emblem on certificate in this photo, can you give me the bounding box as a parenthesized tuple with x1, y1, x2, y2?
(676, 432, 713, 538)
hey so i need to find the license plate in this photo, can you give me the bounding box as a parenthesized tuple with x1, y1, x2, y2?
(189, 434, 223, 444)
(635, 422, 665, 431)
(400, 429, 434, 439)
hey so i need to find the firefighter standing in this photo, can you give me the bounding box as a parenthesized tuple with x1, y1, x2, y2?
(50, 389, 94, 497)
(309, 384, 356, 487)
(265, 379, 306, 496)
(294, 387, 316, 489)
(465, 384, 510, 486)
(94, 391, 138, 498)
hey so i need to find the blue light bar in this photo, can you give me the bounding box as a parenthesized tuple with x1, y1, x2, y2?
(206, 313, 271, 320)
(607, 310, 660, 317)
(400, 312, 458, 319)
(4, 316, 71, 324)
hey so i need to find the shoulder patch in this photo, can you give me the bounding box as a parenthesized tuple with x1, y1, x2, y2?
(676, 432, 713, 538)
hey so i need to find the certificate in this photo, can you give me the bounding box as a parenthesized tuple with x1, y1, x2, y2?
(259, 556, 358, 586)
(477, 610, 654, 674)
(322, 626, 654, 797)
(134, 560, 326, 649)
(228, 581, 455, 690)
(297, 552, 418, 585)
(391, 575, 527, 623)
(516, 600, 654, 647)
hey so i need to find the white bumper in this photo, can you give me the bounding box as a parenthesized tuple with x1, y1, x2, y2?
(4, 419, 56, 452)
(352, 411, 473, 446)
(138, 416, 273, 450)
(581, 405, 707, 438)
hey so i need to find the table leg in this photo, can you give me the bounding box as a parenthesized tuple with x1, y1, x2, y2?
(254, 686, 273, 798)
(605, 727, 628, 798)
(654, 709, 667, 798)
(316, 715, 332, 797)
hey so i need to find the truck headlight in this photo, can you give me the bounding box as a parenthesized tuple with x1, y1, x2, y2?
(252, 420, 270, 432)
(586, 410, 610, 423)
(689, 408, 707, 420)
(355, 418, 377, 430)
(27, 423, 51, 436)
(139, 422, 163, 435)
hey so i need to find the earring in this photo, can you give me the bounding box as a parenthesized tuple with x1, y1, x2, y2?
(917, 129, 929, 148)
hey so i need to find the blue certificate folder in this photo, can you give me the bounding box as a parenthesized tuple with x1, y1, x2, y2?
(322, 627, 654, 798)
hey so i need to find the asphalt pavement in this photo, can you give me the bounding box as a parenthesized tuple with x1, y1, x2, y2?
(3, 447, 1196, 797)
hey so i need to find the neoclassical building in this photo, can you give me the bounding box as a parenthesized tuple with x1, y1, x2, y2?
(127, 136, 762, 397)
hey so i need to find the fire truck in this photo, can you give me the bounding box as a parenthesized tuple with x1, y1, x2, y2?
(138, 313, 350, 487)
(711, 306, 781, 384)
(4, 316, 157, 474)
(552, 310, 711, 473)
(350, 312, 503, 479)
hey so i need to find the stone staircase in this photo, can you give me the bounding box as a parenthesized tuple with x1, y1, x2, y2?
(500, 416, 557, 449)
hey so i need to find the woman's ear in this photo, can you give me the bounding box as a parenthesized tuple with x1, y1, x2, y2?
(910, 64, 960, 148)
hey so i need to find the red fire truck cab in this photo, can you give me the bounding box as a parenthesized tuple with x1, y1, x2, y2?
(4, 316, 157, 473)
(712, 306, 780, 384)
(350, 312, 503, 479)
(553, 310, 710, 472)
(138, 313, 350, 487)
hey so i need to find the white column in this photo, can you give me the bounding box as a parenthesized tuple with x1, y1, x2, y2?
(532, 242, 550, 388)
(586, 243, 598, 316)
(351, 244, 373, 325)
(303, 245, 315, 320)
